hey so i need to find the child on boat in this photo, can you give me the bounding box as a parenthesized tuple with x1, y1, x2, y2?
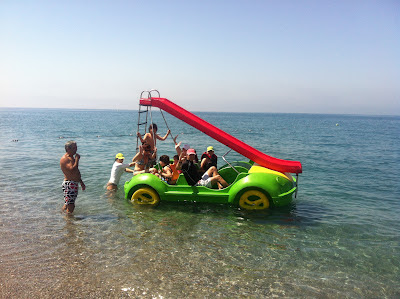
(137, 123, 170, 152)
(131, 143, 157, 176)
(169, 155, 181, 184)
(156, 155, 174, 184)
(200, 146, 218, 172)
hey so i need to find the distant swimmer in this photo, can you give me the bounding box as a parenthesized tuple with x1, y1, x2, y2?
(60, 141, 85, 214)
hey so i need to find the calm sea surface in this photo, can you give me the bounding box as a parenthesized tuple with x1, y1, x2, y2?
(0, 107, 399, 298)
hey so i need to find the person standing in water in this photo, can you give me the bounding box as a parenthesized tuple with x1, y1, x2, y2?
(60, 140, 85, 214)
(106, 153, 135, 190)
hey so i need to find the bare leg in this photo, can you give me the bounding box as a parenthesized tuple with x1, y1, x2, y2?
(217, 181, 223, 189)
(206, 166, 218, 177)
(218, 176, 228, 188)
(107, 184, 117, 191)
(207, 167, 229, 188)
(66, 204, 75, 214)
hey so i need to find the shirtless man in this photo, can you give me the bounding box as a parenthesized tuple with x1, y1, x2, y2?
(60, 141, 85, 213)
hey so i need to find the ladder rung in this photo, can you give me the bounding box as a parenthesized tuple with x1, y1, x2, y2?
(138, 122, 147, 126)
(138, 110, 147, 113)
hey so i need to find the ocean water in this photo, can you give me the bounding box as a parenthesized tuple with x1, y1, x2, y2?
(0, 107, 399, 298)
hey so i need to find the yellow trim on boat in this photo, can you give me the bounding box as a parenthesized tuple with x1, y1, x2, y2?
(248, 165, 292, 181)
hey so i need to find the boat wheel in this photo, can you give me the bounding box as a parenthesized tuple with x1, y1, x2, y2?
(131, 187, 160, 206)
(239, 190, 270, 210)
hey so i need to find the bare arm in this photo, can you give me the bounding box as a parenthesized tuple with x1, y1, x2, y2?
(156, 129, 170, 141)
(60, 153, 80, 172)
(132, 151, 142, 163)
(201, 157, 209, 170)
(175, 141, 182, 156)
(176, 152, 186, 171)
(161, 166, 172, 179)
(150, 147, 157, 160)
(136, 132, 144, 143)
(79, 179, 86, 190)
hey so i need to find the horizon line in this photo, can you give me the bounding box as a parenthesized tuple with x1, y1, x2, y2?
(0, 106, 399, 117)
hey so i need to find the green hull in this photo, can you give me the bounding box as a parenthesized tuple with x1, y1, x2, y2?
(124, 162, 296, 210)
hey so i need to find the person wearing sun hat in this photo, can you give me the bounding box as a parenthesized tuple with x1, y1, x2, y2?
(200, 146, 218, 172)
(107, 153, 135, 190)
(177, 148, 228, 189)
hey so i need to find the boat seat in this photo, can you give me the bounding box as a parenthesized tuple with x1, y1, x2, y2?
(176, 174, 189, 185)
(219, 166, 249, 185)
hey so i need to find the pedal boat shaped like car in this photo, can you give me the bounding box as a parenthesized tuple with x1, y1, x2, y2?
(124, 92, 301, 210)
(124, 161, 297, 210)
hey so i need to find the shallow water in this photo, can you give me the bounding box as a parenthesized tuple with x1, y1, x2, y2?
(0, 108, 399, 298)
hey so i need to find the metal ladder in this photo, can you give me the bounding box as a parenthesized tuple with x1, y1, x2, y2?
(135, 90, 160, 153)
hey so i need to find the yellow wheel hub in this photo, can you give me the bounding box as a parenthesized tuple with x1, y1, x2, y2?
(239, 190, 270, 210)
(131, 187, 160, 206)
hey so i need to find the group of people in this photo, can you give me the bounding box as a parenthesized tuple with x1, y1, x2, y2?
(60, 123, 228, 214)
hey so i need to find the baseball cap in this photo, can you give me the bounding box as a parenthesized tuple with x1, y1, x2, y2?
(207, 146, 214, 151)
(187, 148, 196, 155)
(182, 144, 190, 150)
(115, 153, 125, 159)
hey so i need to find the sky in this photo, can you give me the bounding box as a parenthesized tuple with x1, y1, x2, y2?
(0, 0, 399, 115)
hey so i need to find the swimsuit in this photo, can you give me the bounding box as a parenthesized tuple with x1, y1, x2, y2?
(62, 180, 79, 205)
(136, 157, 153, 169)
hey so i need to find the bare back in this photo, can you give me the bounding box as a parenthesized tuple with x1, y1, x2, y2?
(143, 133, 156, 150)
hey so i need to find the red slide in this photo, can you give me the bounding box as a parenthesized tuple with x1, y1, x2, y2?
(140, 97, 302, 174)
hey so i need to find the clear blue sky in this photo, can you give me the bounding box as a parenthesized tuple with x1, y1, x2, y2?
(1, 0, 399, 115)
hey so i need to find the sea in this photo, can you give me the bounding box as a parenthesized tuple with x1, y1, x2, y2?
(0, 107, 399, 298)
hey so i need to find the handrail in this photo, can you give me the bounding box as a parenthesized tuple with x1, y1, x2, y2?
(222, 149, 240, 174)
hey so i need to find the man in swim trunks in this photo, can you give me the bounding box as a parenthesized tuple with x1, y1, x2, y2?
(60, 140, 86, 214)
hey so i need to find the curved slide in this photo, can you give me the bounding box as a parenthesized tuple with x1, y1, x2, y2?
(140, 98, 302, 174)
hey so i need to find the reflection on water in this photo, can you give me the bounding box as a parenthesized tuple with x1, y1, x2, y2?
(0, 187, 305, 297)
(1, 109, 399, 297)
(1, 186, 399, 298)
